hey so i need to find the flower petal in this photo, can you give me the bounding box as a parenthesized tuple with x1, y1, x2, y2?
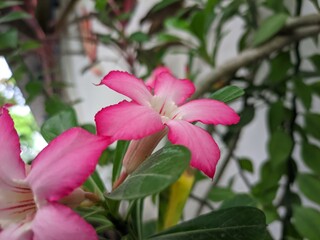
(166, 120, 220, 178)
(154, 72, 195, 105)
(178, 99, 240, 125)
(0, 223, 33, 240)
(0, 108, 25, 189)
(33, 203, 98, 240)
(145, 66, 171, 89)
(26, 128, 109, 202)
(95, 100, 164, 141)
(100, 71, 152, 105)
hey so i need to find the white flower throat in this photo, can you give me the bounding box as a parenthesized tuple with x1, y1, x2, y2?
(149, 96, 182, 123)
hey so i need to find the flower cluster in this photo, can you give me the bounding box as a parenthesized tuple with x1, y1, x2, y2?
(0, 67, 239, 238)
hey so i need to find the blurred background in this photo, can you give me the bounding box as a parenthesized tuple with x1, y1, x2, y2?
(1, 0, 320, 239)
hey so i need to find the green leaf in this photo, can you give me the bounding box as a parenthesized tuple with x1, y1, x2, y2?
(0, 29, 18, 49)
(253, 13, 288, 46)
(83, 170, 106, 194)
(45, 96, 72, 116)
(112, 140, 129, 183)
(165, 18, 190, 32)
(268, 100, 286, 133)
(0, 11, 31, 24)
(0, 1, 22, 9)
(149, 207, 267, 240)
(150, 0, 180, 13)
(294, 77, 312, 110)
(106, 145, 190, 200)
(208, 187, 235, 202)
(293, 206, 320, 240)
(267, 51, 292, 84)
(25, 81, 42, 103)
(41, 109, 78, 142)
(129, 32, 149, 43)
(268, 130, 293, 167)
(20, 40, 41, 51)
(210, 86, 244, 103)
(238, 158, 254, 173)
(305, 113, 320, 139)
(95, 0, 107, 11)
(309, 54, 320, 73)
(297, 173, 320, 205)
(220, 194, 257, 209)
(302, 142, 320, 174)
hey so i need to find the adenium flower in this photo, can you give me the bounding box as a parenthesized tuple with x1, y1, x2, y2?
(95, 70, 240, 179)
(0, 108, 109, 240)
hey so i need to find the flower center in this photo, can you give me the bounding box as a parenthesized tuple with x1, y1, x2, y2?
(150, 96, 181, 122)
(0, 182, 36, 227)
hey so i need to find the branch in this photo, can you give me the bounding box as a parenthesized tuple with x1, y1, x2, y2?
(193, 14, 320, 98)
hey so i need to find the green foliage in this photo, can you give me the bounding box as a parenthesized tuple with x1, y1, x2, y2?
(0, 30, 18, 49)
(0, 11, 31, 24)
(149, 207, 267, 240)
(210, 85, 245, 103)
(297, 173, 320, 204)
(106, 146, 190, 200)
(293, 206, 320, 240)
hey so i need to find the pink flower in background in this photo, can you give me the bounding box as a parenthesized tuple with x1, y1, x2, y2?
(0, 108, 109, 240)
(95, 70, 240, 179)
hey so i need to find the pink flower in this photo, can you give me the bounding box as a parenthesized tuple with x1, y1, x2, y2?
(0, 108, 109, 240)
(95, 71, 240, 178)
(145, 66, 172, 89)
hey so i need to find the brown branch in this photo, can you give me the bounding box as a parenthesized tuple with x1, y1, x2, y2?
(284, 13, 320, 30)
(55, 0, 80, 33)
(193, 14, 320, 99)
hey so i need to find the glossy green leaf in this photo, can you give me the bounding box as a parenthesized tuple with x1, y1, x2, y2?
(106, 145, 190, 200)
(238, 158, 254, 173)
(267, 51, 292, 84)
(210, 86, 244, 103)
(302, 142, 320, 174)
(0, 11, 31, 24)
(0, 1, 22, 9)
(294, 78, 312, 110)
(305, 113, 320, 139)
(297, 173, 320, 204)
(268, 100, 286, 133)
(41, 109, 78, 142)
(149, 207, 267, 240)
(268, 131, 293, 167)
(0, 30, 18, 49)
(253, 14, 288, 46)
(208, 187, 235, 202)
(220, 194, 257, 209)
(293, 206, 320, 240)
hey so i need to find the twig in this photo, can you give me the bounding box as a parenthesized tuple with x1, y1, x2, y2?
(193, 13, 320, 98)
(190, 193, 214, 211)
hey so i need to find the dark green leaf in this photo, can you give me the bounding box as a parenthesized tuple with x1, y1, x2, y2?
(25, 81, 42, 102)
(150, 0, 180, 13)
(45, 96, 72, 116)
(0, 1, 22, 9)
(0, 30, 18, 49)
(112, 140, 129, 183)
(293, 206, 320, 240)
(268, 130, 293, 167)
(106, 145, 190, 200)
(302, 142, 320, 174)
(297, 173, 320, 204)
(268, 100, 286, 132)
(294, 77, 312, 110)
(208, 187, 235, 202)
(305, 113, 320, 139)
(263, 0, 287, 12)
(210, 86, 244, 103)
(220, 194, 257, 209)
(83, 170, 106, 193)
(149, 207, 266, 240)
(253, 13, 288, 46)
(81, 124, 96, 134)
(0, 11, 31, 24)
(267, 51, 292, 84)
(309, 54, 320, 73)
(237, 105, 255, 127)
(129, 32, 149, 43)
(238, 158, 254, 173)
(41, 109, 78, 142)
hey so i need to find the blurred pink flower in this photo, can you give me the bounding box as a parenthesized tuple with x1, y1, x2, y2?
(0, 108, 109, 240)
(95, 71, 240, 179)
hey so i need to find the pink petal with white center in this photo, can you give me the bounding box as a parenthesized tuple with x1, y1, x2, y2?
(166, 120, 220, 178)
(154, 72, 195, 105)
(0, 108, 26, 189)
(32, 203, 98, 240)
(95, 100, 164, 141)
(178, 99, 240, 125)
(145, 66, 172, 89)
(100, 71, 152, 106)
(0, 223, 33, 240)
(26, 128, 109, 203)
